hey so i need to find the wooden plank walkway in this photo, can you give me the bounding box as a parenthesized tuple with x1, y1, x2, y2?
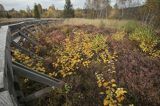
(0, 91, 14, 106)
(0, 19, 64, 106)
(0, 25, 7, 89)
(0, 25, 14, 105)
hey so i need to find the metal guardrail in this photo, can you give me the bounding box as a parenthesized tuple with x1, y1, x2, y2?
(0, 20, 64, 106)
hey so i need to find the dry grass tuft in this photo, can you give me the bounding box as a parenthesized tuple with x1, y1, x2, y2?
(62, 18, 131, 29)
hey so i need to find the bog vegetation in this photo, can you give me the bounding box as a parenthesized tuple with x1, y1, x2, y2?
(11, 19, 160, 105)
(1, 0, 160, 106)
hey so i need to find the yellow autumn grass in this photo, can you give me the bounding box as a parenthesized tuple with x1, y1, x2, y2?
(62, 18, 131, 29)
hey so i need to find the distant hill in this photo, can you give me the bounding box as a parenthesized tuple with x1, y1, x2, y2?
(0, 4, 5, 11)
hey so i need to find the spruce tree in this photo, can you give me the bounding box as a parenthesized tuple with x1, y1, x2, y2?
(34, 4, 40, 19)
(63, 0, 74, 18)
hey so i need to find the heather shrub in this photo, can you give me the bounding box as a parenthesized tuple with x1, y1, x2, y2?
(111, 38, 160, 105)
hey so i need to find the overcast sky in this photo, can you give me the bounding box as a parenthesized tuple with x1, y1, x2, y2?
(0, 0, 145, 11)
(0, 0, 86, 10)
(0, 0, 118, 10)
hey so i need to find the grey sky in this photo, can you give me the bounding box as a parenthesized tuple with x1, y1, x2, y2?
(0, 0, 145, 11)
(0, 0, 87, 10)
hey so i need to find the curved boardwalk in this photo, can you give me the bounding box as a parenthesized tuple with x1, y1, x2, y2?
(0, 20, 64, 106)
(0, 25, 14, 105)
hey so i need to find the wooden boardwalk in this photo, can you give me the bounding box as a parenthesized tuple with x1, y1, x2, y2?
(0, 20, 64, 106)
(0, 25, 14, 106)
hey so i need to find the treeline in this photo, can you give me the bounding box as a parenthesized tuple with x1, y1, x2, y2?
(110, 0, 160, 27)
(0, 4, 62, 18)
(0, 0, 159, 27)
(83, 0, 160, 27)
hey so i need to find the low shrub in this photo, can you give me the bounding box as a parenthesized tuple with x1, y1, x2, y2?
(12, 28, 131, 106)
(112, 31, 126, 41)
(111, 37, 160, 105)
(52, 30, 117, 77)
(129, 26, 160, 58)
(51, 30, 132, 105)
(122, 20, 139, 33)
(95, 73, 129, 106)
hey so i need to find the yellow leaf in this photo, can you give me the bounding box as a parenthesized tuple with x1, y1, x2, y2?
(99, 92, 104, 95)
(112, 84, 116, 87)
(103, 82, 109, 87)
(111, 79, 116, 83)
(103, 99, 109, 106)
(98, 83, 102, 87)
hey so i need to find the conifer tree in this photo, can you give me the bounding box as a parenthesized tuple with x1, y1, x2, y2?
(63, 0, 74, 18)
(34, 4, 40, 19)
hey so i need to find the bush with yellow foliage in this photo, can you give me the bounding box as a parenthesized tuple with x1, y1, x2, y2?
(95, 73, 128, 106)
(12, 49, 46, 73)
(52, 30, 117, 77)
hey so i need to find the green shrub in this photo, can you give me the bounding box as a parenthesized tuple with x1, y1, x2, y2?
(112, 31, 126, 41)
(130, 26, 160, 58)
(123, 20, 139, 33)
